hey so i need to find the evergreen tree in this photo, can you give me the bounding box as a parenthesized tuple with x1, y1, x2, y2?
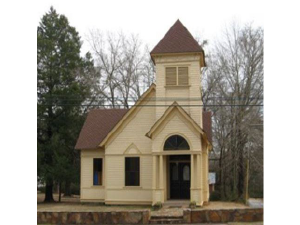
(37, 7, 94, 202)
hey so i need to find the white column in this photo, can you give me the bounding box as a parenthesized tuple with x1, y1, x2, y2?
(152, 155, 157, 205)
(190, 154, 195, 202)
(159, 155, 164, 202)
(191, 154, 194, 189)
(197, 153, 203, 203)
(159, 155, 163, 189)
(152, 156, 157, 189)
(203, 150, 209, 201)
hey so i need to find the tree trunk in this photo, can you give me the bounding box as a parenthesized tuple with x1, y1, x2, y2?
(244, 159, 249, 204)
(237, 127, 246, 199)
(237, 150, 244, 198)
(64, 181, 72, 197)
(44, 181, 55, 202)
(219, 147, 225, 199)
(58, 182, 62, 202)
(44, 101, 55, 203)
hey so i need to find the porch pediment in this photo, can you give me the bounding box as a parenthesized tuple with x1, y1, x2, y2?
(123, 143, 142, 155)
(146, 102, 204, 139)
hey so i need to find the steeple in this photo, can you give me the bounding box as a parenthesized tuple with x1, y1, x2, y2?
(151, 20, 205, 127)
(151, 20, 205, 66)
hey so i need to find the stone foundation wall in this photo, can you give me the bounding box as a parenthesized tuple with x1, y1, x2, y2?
(37, 210, 150, 224)
(37, 208, 262, 224)
(183, 208, 263, 223)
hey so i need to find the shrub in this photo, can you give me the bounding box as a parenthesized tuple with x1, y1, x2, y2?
(152, 202, 162, 210)
(209, 191, 221, 201)
(189, 201, 196, 209)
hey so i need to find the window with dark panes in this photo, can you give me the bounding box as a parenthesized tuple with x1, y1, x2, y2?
(93, 158, 103, 185)
(164, 135, 190, 150)
(125, 157, 140, 186)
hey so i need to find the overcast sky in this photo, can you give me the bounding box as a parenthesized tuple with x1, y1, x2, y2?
(37, 0, 264, 55)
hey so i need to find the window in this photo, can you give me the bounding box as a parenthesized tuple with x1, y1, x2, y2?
(93, 158, 102, 185)
(165, 67, 189, 86)
(166, 67, 177, 85)
(183, 165, 190, 181)
(125, 157, 140, 186)
(164, 135, 190, 150)
(178, 67, 189, 85)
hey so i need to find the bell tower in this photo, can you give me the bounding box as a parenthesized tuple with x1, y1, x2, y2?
(150, 20, 206, 127)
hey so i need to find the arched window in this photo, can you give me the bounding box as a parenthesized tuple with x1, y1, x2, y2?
(163, 135, 190, 150)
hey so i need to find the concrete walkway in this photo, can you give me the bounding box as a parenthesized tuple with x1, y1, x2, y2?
(151, 200, 257, 217)
(247, 198, 263, 208)
(176, 223, 263, 225)
(149, 222, 263, 225)
(150, 200, 263, 224)
(151, 200, 189, 218)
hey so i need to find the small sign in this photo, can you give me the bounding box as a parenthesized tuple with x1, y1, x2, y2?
(209, 172, 216, 184)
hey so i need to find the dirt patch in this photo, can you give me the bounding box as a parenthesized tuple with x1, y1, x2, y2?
(197, 201, 250, 210)
(38, 203, 151, 212)
(37, 193, 80, 203)
(37, 193, 151, 212)
(37, 194, 257, 213)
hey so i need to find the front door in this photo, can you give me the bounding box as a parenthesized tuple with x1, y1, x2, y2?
(170, 162, 191, 199)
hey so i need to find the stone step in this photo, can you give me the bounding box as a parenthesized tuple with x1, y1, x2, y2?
(150, 215, 183, 220)
(149, 215, 184, 224)
(149, 218, 184, 224)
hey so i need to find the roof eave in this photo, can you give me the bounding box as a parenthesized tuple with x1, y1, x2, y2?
(150, 51, 206, 67)
(75, 146, 104, 151)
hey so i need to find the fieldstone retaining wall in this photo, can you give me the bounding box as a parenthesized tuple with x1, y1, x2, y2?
(183, 208, 263, 223)
(38, 208, 263, 224)
(37, 210, 150, 224)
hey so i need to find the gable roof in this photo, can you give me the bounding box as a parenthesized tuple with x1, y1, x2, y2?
(146, 102, 212, 146)
(150, 20, 204, 55)
(75, 108, 129, 149)
(75, 85, 213, 150)
(98, 83, 156, 148)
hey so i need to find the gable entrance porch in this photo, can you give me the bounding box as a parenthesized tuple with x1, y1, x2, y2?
(152, 151, 204, 206)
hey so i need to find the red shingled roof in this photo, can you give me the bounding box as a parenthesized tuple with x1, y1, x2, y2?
(75, 109, 129, 149)
(75, 108, 212, 149)
(151, 19, 204, 55)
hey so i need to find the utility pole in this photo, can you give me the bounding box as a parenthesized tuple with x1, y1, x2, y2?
(244, 159, 249, 204)
(244, 134, 250, 204)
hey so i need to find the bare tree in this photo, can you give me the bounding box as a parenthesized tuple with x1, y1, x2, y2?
(131, 45, 156, 101)
(87, 31, 154, 108)
(204, 22, 264, 200)
(87, 31, 123, 107)
(117, 34, 145, 108)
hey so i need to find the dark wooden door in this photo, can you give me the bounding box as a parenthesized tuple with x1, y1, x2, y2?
(170, 162, 190, 199)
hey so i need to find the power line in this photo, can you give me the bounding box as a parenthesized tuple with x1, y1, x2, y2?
(38, 98, 264, 104)
(39, 104, 264, 107)
(38, 96, 264, 101)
